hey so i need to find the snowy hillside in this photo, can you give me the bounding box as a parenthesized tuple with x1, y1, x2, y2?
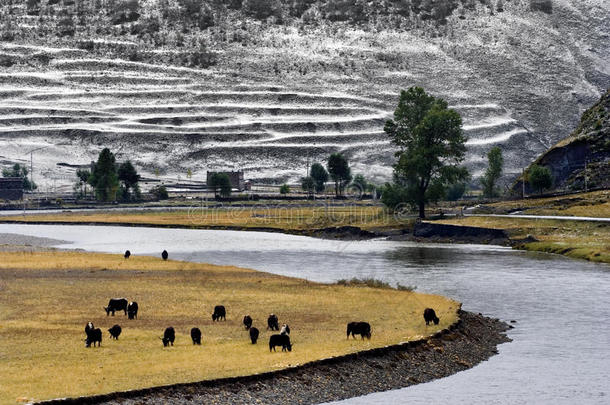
(0, 0, 608, 190)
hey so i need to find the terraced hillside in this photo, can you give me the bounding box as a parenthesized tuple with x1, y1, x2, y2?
(0, 0, 608, 190)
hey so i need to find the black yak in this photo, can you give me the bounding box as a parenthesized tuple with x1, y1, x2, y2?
(243, 315, 253, 330)
(191, 327, 202, 345)
(108, 324, 122, 340)
(269, 334, 292, 352)
(249, 327, 259, 344)
(104, 298, 128, 316)
(161, 250, 168, 260)
(127, 301, 138, 320)
(212, 305, 226, 321)
(161, 327, 175, 347)
(347, 322, 371, 340)
(85, 322, 94, 335)
(85, 328, 102, 347)
(124, 250, 131, 259)
(267, 314, 279, 331)
(423, 308, 440, 326)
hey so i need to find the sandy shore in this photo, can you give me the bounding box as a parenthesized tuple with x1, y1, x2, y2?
(38, 311, 511, 405)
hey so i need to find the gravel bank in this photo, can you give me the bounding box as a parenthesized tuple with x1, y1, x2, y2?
(0, 233, 68, 251)
(39, 311, 511, 405)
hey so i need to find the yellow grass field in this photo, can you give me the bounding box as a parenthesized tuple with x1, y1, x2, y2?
(0, 205, 406, 232)
(0, 251, 458, 404)
(484, 190, 610, 218)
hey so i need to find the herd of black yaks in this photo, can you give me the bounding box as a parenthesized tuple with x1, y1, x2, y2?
(84, 300, 296, 352)
(84, 298, 441, 353)
(83, 250, 442, 353)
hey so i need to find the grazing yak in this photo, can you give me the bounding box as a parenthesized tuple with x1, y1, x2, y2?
(127, 301, 138, 320)
(243, 315, 253, 330)
(267, 314, 279, 331)
(347, 322, 371, 340)
(212, 305, 226, 321)
(108, 324, 122, 340)
(191, 327, 202, 345)
(85, 327, 102, 347)
(161, 250, 169, 260)
(124, 250, 131, 259)
(269, 334, 292, 352)
(105, 298, 128, 316)
(249, 327, 259, 344)
(423, 308, 440, 326)
(161, 327, 175, 347)
(280, 324, 290, 336)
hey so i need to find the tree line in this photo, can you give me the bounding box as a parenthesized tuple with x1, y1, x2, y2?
(300, 153, 373, 199)
(73, 148, 147, 203)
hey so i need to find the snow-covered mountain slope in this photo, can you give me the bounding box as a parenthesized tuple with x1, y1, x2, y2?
(0, 0, 607, 190)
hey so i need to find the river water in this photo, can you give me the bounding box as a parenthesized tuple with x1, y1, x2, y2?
(1, 224, 608, 404)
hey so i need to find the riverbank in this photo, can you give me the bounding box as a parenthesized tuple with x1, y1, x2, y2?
(0, 249, 460, 404)
(38, 311, 511, 405)
(431, 216, 610, 263)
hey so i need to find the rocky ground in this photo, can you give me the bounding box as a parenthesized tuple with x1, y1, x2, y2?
(39, 311, 512, 405)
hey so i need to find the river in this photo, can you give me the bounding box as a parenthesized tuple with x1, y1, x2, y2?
(1, 224, 608, 404)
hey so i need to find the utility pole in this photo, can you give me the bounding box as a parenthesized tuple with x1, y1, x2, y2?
(26, 146, 47, 193)
(24, 146, 48, 208)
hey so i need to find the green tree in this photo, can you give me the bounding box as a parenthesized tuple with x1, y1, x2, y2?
(209, 173, 232, 198)
(301, 176, 315, 198)
(2, 163, 36, 191)
(279, 184, 290, 194)
(89, 148, 119, 202)
(481, 146, 503, 198)
(351, 174, 368, 193)
(310, 162, 328, 193)
(327, 153, 352, 197)
(75, 169, 91, 198)
(528, 164, 552, 194)
(384, 87, 468, 218)
(118, 160, 141, 201)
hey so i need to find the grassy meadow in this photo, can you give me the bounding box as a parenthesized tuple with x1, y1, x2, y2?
(0, 251, 458, 404)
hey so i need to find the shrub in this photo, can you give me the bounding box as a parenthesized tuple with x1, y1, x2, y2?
(279, 184, 290, 194)
(151, 185, 169, 200)
(301, 176, 315, 197)
(446, 182, 467, 201)
(530, 0, 553, 14)
(528, 164, 553, 194)
(335, 278, 391, 289)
